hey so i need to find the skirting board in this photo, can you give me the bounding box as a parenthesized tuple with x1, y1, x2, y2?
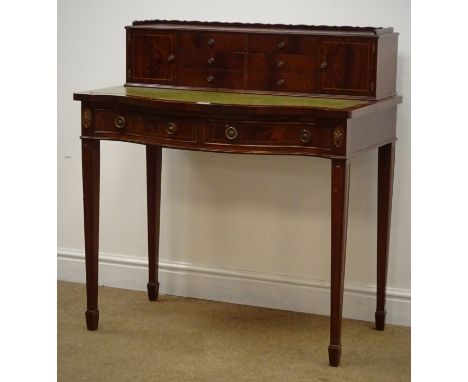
(57, 248, 410, 326)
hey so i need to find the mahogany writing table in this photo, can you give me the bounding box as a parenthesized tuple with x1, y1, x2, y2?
(74, 20, 401, 367)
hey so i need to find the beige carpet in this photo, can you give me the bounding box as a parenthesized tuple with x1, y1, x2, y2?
(58, 281, 410, 382)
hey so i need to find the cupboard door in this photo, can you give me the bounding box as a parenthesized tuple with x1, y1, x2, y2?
(319, 38, 375, 96)
(130, 32, 176, 83)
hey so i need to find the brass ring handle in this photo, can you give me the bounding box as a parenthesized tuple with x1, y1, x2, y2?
(299, 129, 311, 143)
(167, 54, 175, 62)
(207, 57, 215, 64)
(277, 60, 285, 68)
(225, 126, 238, 140)
(320, 61, 328, 69)
(277, 79, 285, 86)
(208, 38, 215, 46)
(277, 41, 286, 49)
(166, 122, 178, 135)
(115, 115, 126, 129)
(207, 75, 215, 83)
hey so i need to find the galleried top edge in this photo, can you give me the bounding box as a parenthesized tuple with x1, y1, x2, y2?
(129, 19, 394, 35)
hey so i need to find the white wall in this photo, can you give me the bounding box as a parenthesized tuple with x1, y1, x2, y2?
(58, 0, 410, 325)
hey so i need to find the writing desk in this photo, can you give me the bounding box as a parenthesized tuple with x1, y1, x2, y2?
(74, 20, 401, 367)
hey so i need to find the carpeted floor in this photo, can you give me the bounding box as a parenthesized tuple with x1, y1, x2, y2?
(58, 281, 410, 382)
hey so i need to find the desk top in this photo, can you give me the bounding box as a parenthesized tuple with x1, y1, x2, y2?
(74, 86, 401, 119)
(80, 86, 367, 108)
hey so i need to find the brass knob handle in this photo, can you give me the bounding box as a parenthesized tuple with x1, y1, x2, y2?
(167, 54, 175, 62)
(166, 122, 178, 135)
(208, 38, 215, 46)
(207, 57, 215, 64)
(207, 75, 215, 83)
(278, 41, 286, 49)
(320, 61, 328, 69)
(277, 79, 285, 86)
(115, 115, 125, 129)
(299, 129, 311, 143)
(225, 125, 238, 140)
(277, 60, 285, 68)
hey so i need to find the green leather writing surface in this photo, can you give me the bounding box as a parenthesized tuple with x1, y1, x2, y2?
(89, 86, 367, 109)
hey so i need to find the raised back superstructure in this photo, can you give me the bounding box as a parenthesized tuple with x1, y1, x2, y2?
(126, 20, 398, 99)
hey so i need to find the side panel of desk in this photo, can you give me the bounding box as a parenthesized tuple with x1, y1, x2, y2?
(346, 106, 397, 157)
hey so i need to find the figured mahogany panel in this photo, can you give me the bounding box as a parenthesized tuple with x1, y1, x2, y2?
(247, 53, 317, 73)
(178, 32, 247, 52)
(247, 72, 316, 93)
(178, 68, 245, 89)
(179, 51, 245, 70)
(204, 120, 332, 150)
(319, 38, 375, 96)
(131, 32, 176, 83)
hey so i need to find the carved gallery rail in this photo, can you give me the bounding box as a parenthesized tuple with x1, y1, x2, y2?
(74, 20, 401, 367)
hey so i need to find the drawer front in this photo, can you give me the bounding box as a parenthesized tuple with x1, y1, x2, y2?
(248, 53, 317, 73)
(247, 72, 316, 93)
(248, 34, 318, 54)
(94, 110, 196, 142)
(178, 68, 244, 89)
(179, 32, 247, 52)
(130, 32, 176, 83)
(204, 120, 331, 149)
(179, 51, 245, 70)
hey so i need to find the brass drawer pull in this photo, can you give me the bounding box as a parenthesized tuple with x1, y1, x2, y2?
(166, 122, 178, 135)
(115, 115, 126, 129)
(277, 60, 285, 68)
(320, 61, 328, 69)
(207, 56, 215, 64)
(167, 54, 175, 62)
(277, 41, 286, 49)
(208, 38, 215, 46)
(299, 129, 311, 143)
(225, 125, 238, 140)
(277, 79, 285, 86)
(207, 75, 215, 83)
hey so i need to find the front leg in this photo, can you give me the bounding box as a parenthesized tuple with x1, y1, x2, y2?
(81, 139, 100, 330)
(146, 145, 162, 301)
(328, 159, 350, 367)
(376, 143, 395, 330)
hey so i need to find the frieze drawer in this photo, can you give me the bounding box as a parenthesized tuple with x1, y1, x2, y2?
(94, 110, 197, 142)
(203, 120, 332, 149)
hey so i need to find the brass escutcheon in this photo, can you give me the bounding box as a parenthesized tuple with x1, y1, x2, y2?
(115, 115, 126, 129)
(225, 125, 238, 140)
(166, 122, 178, 135)
(299, 129, 311, 143)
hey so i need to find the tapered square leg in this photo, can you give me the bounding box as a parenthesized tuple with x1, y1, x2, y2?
(376, 143, 395, 331)
(329, 159, 350, 367)
(82, 139, 100, 330)
(146, 145, 162, 301)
